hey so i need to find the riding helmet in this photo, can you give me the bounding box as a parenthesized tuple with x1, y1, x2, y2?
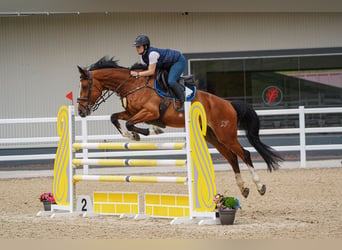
(133, 35, 150, 47)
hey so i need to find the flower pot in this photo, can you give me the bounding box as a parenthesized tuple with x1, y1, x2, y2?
(219, 209, 236, 225)
(43, 200, 51, 211)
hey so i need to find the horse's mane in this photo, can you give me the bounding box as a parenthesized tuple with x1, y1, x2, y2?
(87, 56, 148, 72)
(130, 63, 148, 71)
(89, 56, 125, 70)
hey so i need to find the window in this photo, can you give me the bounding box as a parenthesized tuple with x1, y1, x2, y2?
(186, 48, 342, 129)
(187, 50, 342, 109)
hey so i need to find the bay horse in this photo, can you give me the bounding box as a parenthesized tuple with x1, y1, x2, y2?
(77, 56, 283, 198)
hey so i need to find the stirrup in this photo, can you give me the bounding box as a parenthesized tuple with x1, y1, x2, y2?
(173, 101, 184, 112)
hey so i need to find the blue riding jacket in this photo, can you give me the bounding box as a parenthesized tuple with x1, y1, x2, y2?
(142, 47, 181, 70)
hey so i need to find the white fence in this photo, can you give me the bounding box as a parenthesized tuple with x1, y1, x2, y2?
(0, 106, 341, 168)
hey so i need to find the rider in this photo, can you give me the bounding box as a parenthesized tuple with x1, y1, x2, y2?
(130, 35, 186, 111)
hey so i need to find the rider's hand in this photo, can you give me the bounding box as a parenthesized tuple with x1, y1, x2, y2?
(130, 71, 139, 78)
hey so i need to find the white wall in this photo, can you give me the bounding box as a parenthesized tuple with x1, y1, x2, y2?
(1, 12, 342, 140)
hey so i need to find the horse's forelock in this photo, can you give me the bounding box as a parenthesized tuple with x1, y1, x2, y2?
(80, 73, 88, 80)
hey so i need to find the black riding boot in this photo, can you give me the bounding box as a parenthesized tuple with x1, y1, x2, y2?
(170, 83, 185, 112)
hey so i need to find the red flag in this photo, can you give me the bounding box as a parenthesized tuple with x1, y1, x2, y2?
(66, 91, 73, 105)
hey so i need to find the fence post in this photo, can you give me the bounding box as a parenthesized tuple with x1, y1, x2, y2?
(299, 106, 306, 168)
(69, 106, 77, 212)
(184, 101, 193, 219)
(81, 116, 89, 175)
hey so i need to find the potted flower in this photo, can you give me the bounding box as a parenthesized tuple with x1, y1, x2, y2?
(214, 193, 241, 225)
(39, 192, 56, 211)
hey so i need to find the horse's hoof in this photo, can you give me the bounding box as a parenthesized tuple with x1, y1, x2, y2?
(152, 127, 164, 135)
(123, 131, 141, 141)
(122, 131, 130, 139)
(132, 132, 140, 141)
(241, 187, 249, 198)
(258, 184, 266, 195)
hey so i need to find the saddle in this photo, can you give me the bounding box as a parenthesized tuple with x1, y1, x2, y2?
(144, 70, 198, 127)
(156, 70, 198, 95)
(129, 65, 198, 127)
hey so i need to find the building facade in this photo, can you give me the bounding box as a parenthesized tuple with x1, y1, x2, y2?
(1, 11, 342, 146)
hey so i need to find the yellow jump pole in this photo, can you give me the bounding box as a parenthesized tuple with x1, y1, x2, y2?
(72, 158, 186, 167)
(73, 175, 187, 184)
(73, 142, 185, 151)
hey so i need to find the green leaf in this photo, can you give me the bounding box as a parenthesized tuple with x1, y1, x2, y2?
(223, 197, 238, 208)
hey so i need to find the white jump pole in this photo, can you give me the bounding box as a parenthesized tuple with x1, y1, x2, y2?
(184, 101, 194, 219)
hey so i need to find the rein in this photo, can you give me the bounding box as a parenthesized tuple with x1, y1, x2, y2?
(92, 73, 135, 112)
(92, 90, 114, 112)
(120, 77, 152, 98)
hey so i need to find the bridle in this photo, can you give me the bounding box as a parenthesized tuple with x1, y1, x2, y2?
(77, 69, 150, 113)
(77, 71, 107, 113)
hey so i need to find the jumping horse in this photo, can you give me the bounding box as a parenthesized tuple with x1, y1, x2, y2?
(77, 56, 283, 198)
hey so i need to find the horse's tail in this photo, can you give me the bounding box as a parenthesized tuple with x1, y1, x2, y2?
(231, 100, 283, 171)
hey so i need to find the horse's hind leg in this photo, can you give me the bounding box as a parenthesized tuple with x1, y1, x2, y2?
(232, 144, 266, 195)
(209, 123, 266, 196)
(228, 151, 250, 198)
(205, 127, 250, 198)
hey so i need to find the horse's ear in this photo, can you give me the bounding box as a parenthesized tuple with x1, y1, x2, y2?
(77, 65, 89, 79)
(77, 65, 86, 75)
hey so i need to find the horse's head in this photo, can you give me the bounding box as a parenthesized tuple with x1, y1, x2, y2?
(77, 66, 103, 117)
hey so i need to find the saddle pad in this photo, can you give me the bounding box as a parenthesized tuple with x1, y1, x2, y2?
(154, 79, 196, 102)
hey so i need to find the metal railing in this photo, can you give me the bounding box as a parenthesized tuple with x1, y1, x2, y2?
(1, 106, 341, 168)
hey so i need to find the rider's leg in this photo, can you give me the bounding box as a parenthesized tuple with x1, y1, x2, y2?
(168, 55, 186, 111)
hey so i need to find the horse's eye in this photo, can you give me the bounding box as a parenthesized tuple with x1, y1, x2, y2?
(80, 82, 88, 90)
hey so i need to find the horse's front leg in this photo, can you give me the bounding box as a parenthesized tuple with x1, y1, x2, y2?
(110, 111, 140, 140)
(125, 108, 163, 141)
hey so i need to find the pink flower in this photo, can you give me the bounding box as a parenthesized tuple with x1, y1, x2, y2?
(39, 192, 56, 203)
